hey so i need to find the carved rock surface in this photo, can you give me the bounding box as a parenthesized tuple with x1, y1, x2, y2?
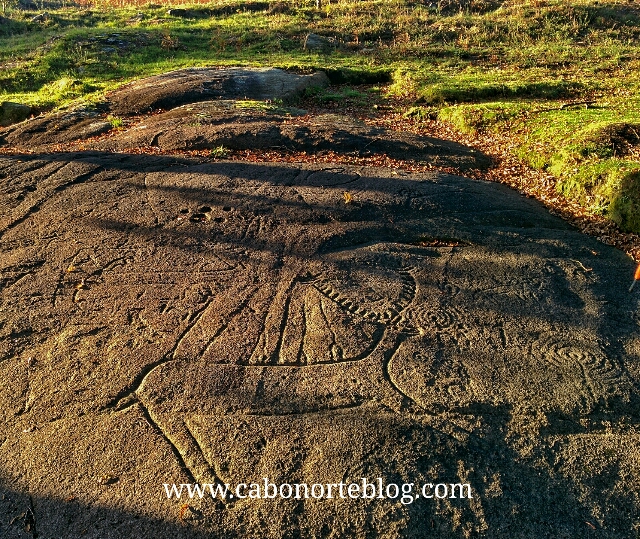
(0, 151, 639, 538)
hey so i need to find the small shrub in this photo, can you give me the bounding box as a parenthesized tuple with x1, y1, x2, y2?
(107, 115, 123, 128)
(209, 145, 228, 158)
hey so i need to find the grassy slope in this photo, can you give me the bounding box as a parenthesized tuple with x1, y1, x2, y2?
(1, 0, 639, 232)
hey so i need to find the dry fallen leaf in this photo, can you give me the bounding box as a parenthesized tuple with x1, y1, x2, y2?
(97, 475, 118, 485)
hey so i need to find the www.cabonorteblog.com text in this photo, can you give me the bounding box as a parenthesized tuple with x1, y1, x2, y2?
(164, 478, 473, 505)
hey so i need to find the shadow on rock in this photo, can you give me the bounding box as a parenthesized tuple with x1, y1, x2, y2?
(0, 404, 630, 538)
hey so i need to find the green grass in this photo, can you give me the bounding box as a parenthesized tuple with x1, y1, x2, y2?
(519, 101, 640, 231)
(107, 114, 123, 128)
(1, 0, 640, 231)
